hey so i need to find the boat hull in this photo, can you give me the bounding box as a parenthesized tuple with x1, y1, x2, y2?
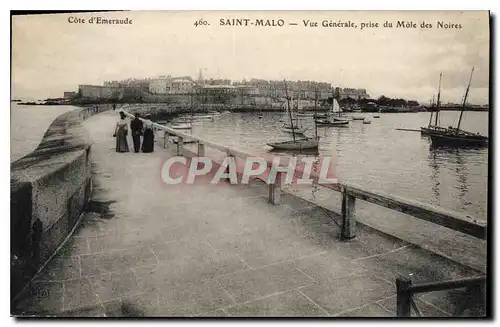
(267, 138, 319, 150)
(315, 120, 349, 127)
(420, 126, 449, 135)
(428, 132, 488, 147)
(170, 124, 192, 130)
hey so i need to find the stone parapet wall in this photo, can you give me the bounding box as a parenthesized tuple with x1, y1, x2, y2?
(10, 103, 118, 298)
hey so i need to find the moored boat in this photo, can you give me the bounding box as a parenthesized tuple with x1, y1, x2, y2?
(428, 67, 488, 147)
(268, 80, 319, 151)
(428, 129, 488, 146)
(315, 119, 349, 127)
(267, 138, 319, 150)
(170, 123, 192, 130)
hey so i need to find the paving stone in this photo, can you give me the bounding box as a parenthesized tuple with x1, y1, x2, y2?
(57, 236, 90, 257)
(290, 252, 369, 284)
(120, 292, 162, 317)
(87, 230, 163, 253)
(157, 220, 222, 243)
(156, 278, 234, 316)
(300, 273, 395, 315)
(134, 247, 248, 291)
(225, 290, 327, 317)
(216, 262, 315, 304)
(210, 230, 325, 268)
(94, 219, 129, 235)
(101, 298, 125, 317)
(196, 309, 228, 317)
(280, 194, 317, 211)
(59, 304, 107, 317)
(13, 281, 64, 315)
(354, 245, 480, 284)
(337, 303, 394, 317)
(89, 269, 143, 303)
(150, 239, 214, 263)
(62, 278, 100, 311)
(378, 295, 451, 317)
(37, 256, 81, 281)
(80, 245, 158, 276)
(420, 287, 486, 317)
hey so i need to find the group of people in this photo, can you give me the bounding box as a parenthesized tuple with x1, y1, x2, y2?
(114, 111, 155, 153)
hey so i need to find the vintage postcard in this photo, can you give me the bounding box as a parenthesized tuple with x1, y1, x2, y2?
(10, 10, 489, 318)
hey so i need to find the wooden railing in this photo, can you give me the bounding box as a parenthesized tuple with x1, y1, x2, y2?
(122, 109, 486, 242)
(396, 275, 486, 317)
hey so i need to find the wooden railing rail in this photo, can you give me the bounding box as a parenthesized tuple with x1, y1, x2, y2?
(396, 275, 486, 317)
(339, 183, 486, 240)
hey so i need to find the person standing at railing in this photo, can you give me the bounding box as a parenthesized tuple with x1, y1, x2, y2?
(114, 111, 129, 153)
(130, 114, 144, 153)
(141, 117, 155, 153)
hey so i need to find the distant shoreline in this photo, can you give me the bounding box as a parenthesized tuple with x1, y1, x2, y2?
(15, 101, 489, 112)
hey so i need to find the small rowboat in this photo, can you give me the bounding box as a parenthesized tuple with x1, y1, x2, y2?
(170, 123, 192, 130)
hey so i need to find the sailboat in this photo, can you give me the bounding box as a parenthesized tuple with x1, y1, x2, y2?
(268, 81, 319, 151)
(421, 73, 448, 135)
(256, 97, 264, 119)
(316, 96, 349, 127)
(171, 94, 194, 130)
(282, 90, 306, 134)
(428, 67, 488, 147)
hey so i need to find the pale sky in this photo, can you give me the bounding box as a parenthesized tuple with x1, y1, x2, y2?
(12, 11, 489, 104)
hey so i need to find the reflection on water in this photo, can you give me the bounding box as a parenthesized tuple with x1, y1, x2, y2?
(173, 110, 488, 220)
(428, 145, 478, 214)
(428, 149, 441, 204)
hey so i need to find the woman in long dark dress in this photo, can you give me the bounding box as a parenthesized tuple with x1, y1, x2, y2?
(141, 122, 155, 153)
(114, 111, 129, 152)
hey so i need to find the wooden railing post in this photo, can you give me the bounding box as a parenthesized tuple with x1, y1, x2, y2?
(341, 187, 356, 240)
(163, 131, 168, 149)
(177, 136, 184, 155)
(268, 171, 283, 205)
(197, 142, 205, 157)
(396, 277, 412, 317)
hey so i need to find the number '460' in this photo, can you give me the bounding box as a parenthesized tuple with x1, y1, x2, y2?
(194, 19, 209, 27)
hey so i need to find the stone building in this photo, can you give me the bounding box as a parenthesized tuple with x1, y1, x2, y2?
(78, 85, 121, 99)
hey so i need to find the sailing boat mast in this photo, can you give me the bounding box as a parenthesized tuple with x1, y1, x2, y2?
(434, 73, 443, 127)
(190, 92, 193, 124)
(314, 89, 318, 139)
(295, 90, 299, 126)
(284, 80, 296, 142)
(428, 95, 435, 127)
(456, 67, 474, 132)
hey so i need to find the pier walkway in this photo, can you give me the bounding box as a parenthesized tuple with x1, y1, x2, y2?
(13, 110, 484, 317)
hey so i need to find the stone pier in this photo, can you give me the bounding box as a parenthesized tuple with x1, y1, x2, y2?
(12, 110, 485, 317)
